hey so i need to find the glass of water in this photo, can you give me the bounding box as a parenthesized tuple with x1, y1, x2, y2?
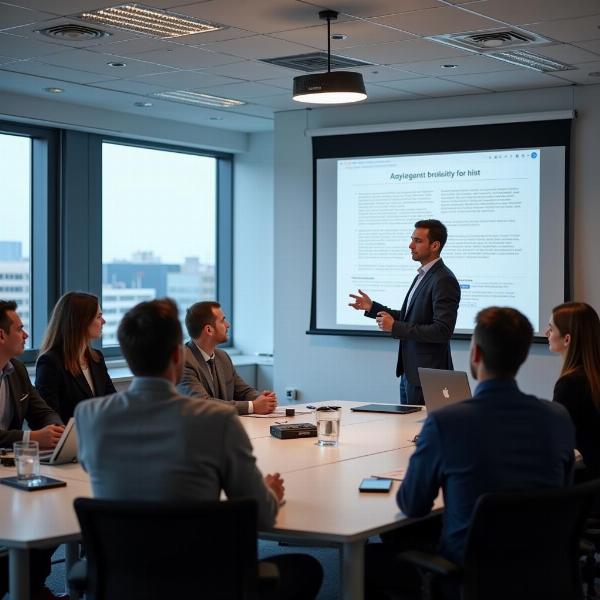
(13, 441, 40, 481)
(315, 406, 341, 447)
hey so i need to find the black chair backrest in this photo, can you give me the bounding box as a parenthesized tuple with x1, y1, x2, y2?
(74, 497, 259, 600)
(461, 479, 600, 600)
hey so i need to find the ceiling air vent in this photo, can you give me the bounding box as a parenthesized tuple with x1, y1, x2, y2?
(261, 52, 371, 73)
(427, 27, 551, 53)
(37, 24, 111, 41)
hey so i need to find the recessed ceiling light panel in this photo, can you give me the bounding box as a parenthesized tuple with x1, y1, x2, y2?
(78, 4, 224, 38)
(487, 50, 575, 73)
(45, 87, 64, 94)
(152, 90, 245, 107)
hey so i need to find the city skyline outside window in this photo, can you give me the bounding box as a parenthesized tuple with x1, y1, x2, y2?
(102, 142, 217, 346)
(0, 133, 32, 349)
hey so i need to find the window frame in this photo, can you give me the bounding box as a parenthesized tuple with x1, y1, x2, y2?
(96, 137, 233, 357)
(0, 120, 59, 362)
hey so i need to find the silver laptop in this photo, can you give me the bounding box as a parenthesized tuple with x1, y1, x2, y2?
(39, 418, 77, 465)
(418, 368, 472, 413)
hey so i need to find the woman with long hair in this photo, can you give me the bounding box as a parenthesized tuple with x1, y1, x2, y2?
(36, 291, 116, 422)
(546, 301, 600, 478)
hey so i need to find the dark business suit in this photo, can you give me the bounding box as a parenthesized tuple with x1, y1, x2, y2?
(553, 369, 600, 480)
(35, 347, 116, 423)
(178, 342, 258, 415)
(398, 379, 574, 565)
(366, 258, 460, 404)
(0, 359, 62, 596)
(0, 358, 62, 447)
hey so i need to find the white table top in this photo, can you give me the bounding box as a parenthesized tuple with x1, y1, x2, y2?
(0, 401, 427, 547)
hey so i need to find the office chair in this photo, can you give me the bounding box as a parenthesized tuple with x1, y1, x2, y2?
(71, 497, 279, 600)
(397, 479, 600, 600)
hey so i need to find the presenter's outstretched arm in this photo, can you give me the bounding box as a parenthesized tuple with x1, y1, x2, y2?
(348, 289, 373, 312)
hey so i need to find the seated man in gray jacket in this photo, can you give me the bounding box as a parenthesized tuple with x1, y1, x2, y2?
(178, 301, 277, 415)
(76, 298, 322, 600)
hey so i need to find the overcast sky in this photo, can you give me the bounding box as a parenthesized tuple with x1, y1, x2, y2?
(0, 134, 216, 265)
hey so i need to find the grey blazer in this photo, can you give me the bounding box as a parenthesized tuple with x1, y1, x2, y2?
(366, 259, 461, 385)
(177, 342, 258, 415)
(0, 359, 62, 447)
(75, 377, 278, 530)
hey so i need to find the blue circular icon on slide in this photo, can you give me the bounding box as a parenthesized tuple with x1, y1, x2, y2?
(531, 152, 538, 159)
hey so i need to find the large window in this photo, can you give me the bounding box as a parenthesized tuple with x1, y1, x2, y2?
(0, 133, 32, 347)
(102, 142, 217, 345)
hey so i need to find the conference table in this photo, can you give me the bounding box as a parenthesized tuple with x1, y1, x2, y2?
(0, 401, 434, 600)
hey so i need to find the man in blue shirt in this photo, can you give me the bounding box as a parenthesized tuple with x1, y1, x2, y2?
(366, 307, 575, 598)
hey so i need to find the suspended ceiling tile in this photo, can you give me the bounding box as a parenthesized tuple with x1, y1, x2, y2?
(135, 67, 240, 88)
(549, 60, 600, 84)
(39, 48, 176, 76)
(445, 67, 573, 91)
(202, 33, 319, 59)
(373, 6, 504, 37)
(526, 14, 600, 43)
(172, 0, 330, 34)
(196, 80, 291, 100)
(296, 0, 441, 19)
(378, 76, 487, 96)
(0, 31, 71, 59)
(339, 38, 469, 65)
(533, 43, 600, 64)
(203, 58, 303, 80)
(0, 3, 55, 30)
(270, 20, 415, 50)
(110, 44, 241, 68)
(399, 54, 520, 77)
(1, 57, 117, 83)
(465, 0, 600, 25)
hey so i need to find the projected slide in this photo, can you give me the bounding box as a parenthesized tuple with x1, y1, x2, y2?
(335, 149, 541, 332)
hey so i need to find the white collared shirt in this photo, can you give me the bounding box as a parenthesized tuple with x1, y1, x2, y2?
(405, 257, 441, 310)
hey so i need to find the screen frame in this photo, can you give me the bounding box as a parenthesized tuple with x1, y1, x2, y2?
(308, 119, 571, 342)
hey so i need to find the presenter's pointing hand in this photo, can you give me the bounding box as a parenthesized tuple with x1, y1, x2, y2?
(348, 289, 373, 312)
(376, 311, 394, 332)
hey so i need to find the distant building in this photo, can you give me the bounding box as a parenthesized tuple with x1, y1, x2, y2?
(0, 242, 30, 346)
(102, 252, 215, 346)
(102, 285, 155, 346)
(167, 257, 216, 325)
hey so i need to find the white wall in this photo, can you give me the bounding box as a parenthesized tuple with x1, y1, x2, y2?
(233, 131, 274, 355)
(273, 84, 600, 403)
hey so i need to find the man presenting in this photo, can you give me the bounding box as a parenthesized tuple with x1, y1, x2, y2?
(76, 299, 322, 599)
(0, 300, 66, 600)
(365, 307, 575, 599)
(349, 219, 460, 405)
(178, 301, 277, 415)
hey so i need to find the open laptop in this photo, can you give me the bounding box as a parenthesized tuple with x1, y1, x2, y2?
(39, 418, 78, 465)
(418, 368, 472, 413)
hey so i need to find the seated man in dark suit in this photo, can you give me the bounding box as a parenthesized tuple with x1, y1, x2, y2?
(178, 301, 277, 415)
(0, 300, 67, 600)
(76, 298, 322, 600)
(366, 307, 575, 599)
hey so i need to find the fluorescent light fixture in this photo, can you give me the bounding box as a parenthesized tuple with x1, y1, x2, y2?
(79, 4, 224, 38)
(486, 50, 575, 73)
(152, 90, 245, 107)
(292, 10, 366, 105)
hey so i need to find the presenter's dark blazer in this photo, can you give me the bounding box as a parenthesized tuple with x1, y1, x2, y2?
(366, 259, 460, 385)
(35, 347, 116, 423)
(0, 359, 62, 447)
